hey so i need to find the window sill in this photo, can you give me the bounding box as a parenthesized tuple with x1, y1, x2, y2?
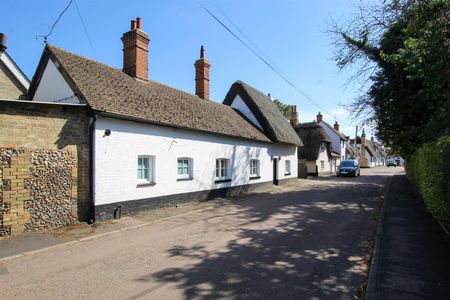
(136, 182, 156, 187)
(176, 178, 194, 182)
(249, 176, 261, 180)
(215, 178, 232, 184)
(284, 173, 291, 176)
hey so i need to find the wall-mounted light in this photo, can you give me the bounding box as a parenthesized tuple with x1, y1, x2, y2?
(104, 129, 111, 137)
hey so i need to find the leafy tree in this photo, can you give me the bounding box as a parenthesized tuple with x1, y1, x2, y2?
(273, 99, 291, 118)
(331, 0, 450, 156)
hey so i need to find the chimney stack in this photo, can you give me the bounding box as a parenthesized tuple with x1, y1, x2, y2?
(316, 112, 323, 123)
(289, 105, 299, 126)
(194, 45, 211, 100)
(121, 17, 150, 80)
(0, 33, 7, 54)
(333, 121, 340, 132)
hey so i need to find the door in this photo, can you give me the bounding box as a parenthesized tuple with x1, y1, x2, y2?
(273, 158, 279, 185)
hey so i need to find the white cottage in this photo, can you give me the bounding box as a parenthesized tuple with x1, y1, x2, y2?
(316, 112, 348, 163)
(27, 18, 301, 220)
(293, 122, 337, 175)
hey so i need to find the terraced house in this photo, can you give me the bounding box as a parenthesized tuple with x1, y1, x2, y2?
(26, 18, 302, 220)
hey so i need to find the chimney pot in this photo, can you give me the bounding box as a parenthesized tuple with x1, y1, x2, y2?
(289, 105, 299, 126)
(316, 112, 323, 123)
(122, 18, 150, 80)
(194, 45, 211, 100)
(136, 17, 142, 29)
(334, 121, 340, 132)
(0, 33, 7, 53)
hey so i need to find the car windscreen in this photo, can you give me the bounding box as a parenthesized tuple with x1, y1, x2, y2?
(340, 161, 356, 167)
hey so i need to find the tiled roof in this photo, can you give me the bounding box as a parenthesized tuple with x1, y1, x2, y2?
(224, 81, 302, 146)
(34, 45, 271, 143)
(294, 122, 331, 160)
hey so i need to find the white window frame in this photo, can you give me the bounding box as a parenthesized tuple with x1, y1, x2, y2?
(177, 157, 193, 180)
(249, 159, 260, 177)
(285, 160, 291, 175)
(215, 158, 230, 181)
(320, 160, 325, 170)
(137, 155, 155, 184)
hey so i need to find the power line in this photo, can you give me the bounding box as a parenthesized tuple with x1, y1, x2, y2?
(74, 0, 97, 59)
(198, 2, 337, 120)
(36, 0, 74, 43)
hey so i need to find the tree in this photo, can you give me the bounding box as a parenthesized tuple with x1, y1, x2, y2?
(331, 0, 450, 156)
(273, 99, 291, 119)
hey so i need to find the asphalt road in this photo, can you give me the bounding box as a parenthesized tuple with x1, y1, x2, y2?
(0, 167, 403, 300)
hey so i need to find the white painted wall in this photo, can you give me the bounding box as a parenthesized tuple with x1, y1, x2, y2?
(230, 94, 263, 130)
(33, 59, 80, 104)
(319, 122, 341, 155)
(94, 117, 297, 206)
(318, 144, 332, 174)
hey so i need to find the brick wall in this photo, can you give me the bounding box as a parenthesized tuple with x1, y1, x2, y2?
(0, 100, 91, 223)
(0, 62, 27, 99)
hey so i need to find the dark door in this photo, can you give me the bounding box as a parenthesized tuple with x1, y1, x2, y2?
(273, 158, 279, 185)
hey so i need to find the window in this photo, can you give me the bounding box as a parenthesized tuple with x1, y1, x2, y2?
(320, 160, 325, 169)
(137, 156, 154, 184)
(215, 158, 230, 181)
(250, 159, 260, 178)
(177, 158, 192, 180)
(285, 160, 291, 175)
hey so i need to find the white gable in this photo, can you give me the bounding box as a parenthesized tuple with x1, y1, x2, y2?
(230, 94, 263, 130)
(33, 59, 80, 104)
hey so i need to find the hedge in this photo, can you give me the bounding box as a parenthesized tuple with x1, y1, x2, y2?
(406, 134, 450, 228)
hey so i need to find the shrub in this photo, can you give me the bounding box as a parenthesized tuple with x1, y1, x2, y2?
(406, 135, 450, 228)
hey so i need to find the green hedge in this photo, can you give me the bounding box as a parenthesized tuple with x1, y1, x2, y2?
(406, 134, 450, 228)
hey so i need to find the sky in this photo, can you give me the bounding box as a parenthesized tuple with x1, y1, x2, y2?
(1, 0, 374, 139)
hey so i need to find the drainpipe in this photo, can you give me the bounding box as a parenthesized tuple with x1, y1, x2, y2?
(88, 113, 97, 223)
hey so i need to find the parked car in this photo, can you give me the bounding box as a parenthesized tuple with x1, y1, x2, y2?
(387, 159, 397, 167)
(337, 160, 360, 177)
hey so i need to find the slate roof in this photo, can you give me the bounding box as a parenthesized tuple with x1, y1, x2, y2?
(223, 81, 302, 146)
(29, 45, 271, 143)
(320, 121, 348, 141)
(294, 122, 330, 160)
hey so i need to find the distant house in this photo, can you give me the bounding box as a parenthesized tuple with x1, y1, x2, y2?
(293, 121, 335, 176)
(27, 18, 302, 220)
(316, 112, 348, 162)
(0, 33, 29, 99)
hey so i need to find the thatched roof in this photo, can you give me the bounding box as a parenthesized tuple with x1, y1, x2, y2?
(223, 81, 303, 146)
(294, 122, 331, 160)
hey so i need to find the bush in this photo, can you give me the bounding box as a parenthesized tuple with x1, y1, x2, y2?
(406, 135, 450, 228)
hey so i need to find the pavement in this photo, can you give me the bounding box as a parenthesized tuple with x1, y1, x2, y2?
(366, 174, 450, 299)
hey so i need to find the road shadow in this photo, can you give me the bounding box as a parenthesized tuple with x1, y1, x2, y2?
(132, 174, 390, 299)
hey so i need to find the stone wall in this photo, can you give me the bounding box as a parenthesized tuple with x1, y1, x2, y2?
(0, 148, 78, 237)
(0, 100, 91, 222)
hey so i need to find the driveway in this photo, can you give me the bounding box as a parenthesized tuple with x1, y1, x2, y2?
(0, 167, 402, 299)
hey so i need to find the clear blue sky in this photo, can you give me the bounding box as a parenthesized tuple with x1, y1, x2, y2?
(2, 0, 373, 138)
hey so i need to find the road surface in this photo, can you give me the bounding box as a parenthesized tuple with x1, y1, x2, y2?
(0, 167, 402, 299)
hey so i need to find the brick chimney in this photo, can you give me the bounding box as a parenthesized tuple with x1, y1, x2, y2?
(121, 17, 150, 80)
(334, 121, 340, 132)
(194, 46, 211, 100)
(289, 105, 299, 126)
(316, 112, 323, 123)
